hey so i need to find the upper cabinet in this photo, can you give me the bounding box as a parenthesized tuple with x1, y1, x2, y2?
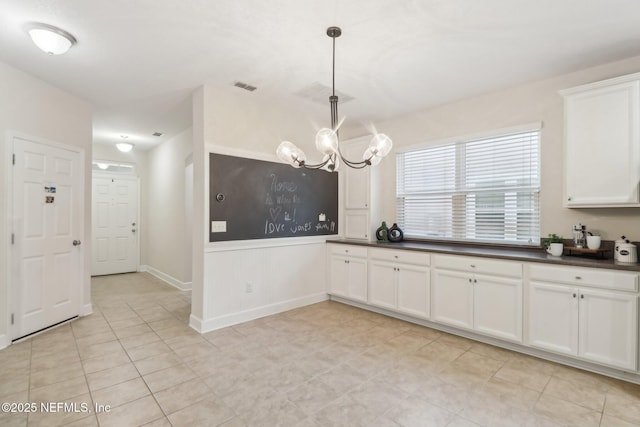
(341, 136, 384, 240)
(343, 139, 370, 210)
(560, 73, 640, 207)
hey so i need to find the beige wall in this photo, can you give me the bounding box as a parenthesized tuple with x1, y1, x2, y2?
(0, 61, 92, 344)
(146, 128, 193, 283)
(92, 143, 149, 266)
(358, 54, 640, 242)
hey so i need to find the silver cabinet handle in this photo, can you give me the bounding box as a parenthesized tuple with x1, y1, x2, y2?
(73, 240, 81, 246)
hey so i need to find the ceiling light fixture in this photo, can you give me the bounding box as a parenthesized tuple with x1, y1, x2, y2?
(26, 22, 77, 55)
(276, 26, 392, 171)
(116, 135, 134, 153)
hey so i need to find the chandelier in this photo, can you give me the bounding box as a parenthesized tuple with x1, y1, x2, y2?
(276, 26, 392, 171)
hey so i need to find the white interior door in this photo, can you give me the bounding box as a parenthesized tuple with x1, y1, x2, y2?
(11, 136, 83, 340)
(92, 174, 138, 276)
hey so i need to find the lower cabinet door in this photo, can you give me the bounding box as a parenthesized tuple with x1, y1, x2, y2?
(368, 261, 397, 310)
(329, 255, 349, 297)
(397, 264, 430, 319)
(431, 269, 473, 330)
(474, 275, 522, 342)
(528, 281, 579, 356)
(347, 257, 368, 303)
(578, 288, 638, 370)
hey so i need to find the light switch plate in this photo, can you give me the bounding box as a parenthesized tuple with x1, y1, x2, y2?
(211, 221, 227, 233)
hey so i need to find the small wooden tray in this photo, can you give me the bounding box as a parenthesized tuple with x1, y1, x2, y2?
(563, 246, 611, 259)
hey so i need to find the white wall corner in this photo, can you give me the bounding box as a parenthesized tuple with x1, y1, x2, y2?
(0, 334, 9, 350)
(82, 303, 93, 316)
(197, 292, 329, 334)
(189, 313, 204, 333)
(139, 265, 192, 291)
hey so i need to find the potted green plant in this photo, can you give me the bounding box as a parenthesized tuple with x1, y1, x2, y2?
(542, 233, 564, 256)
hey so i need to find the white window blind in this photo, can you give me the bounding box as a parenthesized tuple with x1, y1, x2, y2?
(397, 128, 540, 245)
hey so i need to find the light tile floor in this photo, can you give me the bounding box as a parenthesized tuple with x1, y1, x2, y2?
(2, 273, 640, 426)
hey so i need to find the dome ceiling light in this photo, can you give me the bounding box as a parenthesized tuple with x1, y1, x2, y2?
(116, 135, 134, 153)
(26, 22, 77, 55)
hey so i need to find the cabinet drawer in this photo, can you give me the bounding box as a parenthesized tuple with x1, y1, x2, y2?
(369, 248, 430, 266)
(434, 254, 522, 278)
(528, 264, 638, 292)
(328, 244, 368, 258)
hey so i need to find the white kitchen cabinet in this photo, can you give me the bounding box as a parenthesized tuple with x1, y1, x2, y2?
(328, 244, 368, 302)
(344, 210, 370, 240)
(432, 255, 523, 342)
(528, 281, 579, 356)
(368, 261, 397, 310)
(560, 73, 640, 207)
(397, 264, 431, 319)
(343, 140, 370, 210)
(579, 288, 638, 369)
(342, 138, 371, 240)
(368, 248, 430, 318)
(528, 264, 638, 370)
(341, 136, 385, 241)
(473, 274, 523, 342)
(431, 269, 473, 329)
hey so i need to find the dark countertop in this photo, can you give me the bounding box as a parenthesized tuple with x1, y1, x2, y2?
(326, 238, 640, 272)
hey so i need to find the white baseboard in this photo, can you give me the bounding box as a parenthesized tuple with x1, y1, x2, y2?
(189, 314, 203, 333)
(139, 265, 192, 291)
(0, 334, 9, 350)
(191, 292, 329, 333)
(82, 303, 93, 316)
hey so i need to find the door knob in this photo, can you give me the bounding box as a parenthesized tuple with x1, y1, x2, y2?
(132, 222, 136, 226)
(132, 229, 136, 233)
(73, 240, 81, 246)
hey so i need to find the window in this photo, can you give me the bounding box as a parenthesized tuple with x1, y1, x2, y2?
(396, 126, 540, 245)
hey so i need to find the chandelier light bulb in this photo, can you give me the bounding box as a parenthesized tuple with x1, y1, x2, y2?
(291, 148, 306, 168)
(363, 148, 382, 166)
(277, 141, 298, 164)
(368, 133, 393, 158)
(315, 128, 339, 155)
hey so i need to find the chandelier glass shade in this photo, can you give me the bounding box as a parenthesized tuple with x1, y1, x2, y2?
(276, 26, 392, 171)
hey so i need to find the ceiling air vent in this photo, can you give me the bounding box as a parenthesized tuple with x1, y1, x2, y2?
(234, 81, 257, 92)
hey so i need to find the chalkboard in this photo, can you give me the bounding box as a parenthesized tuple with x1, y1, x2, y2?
(209, 153, 338, 242)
